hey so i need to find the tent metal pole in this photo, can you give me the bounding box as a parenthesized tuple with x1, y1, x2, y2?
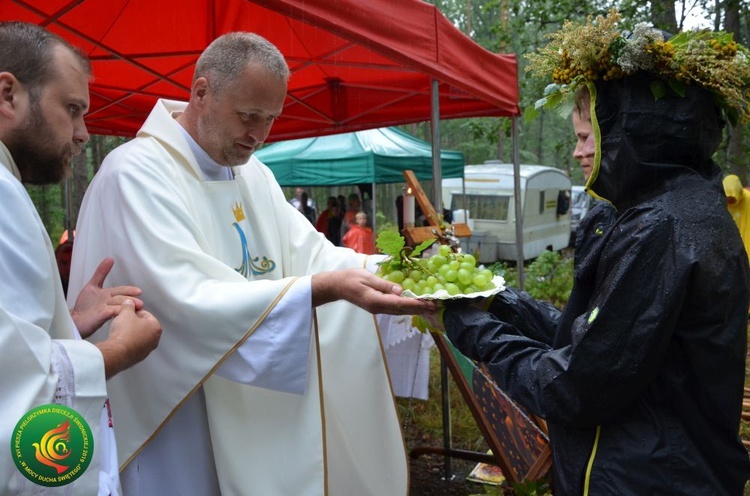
(512, 116, 525, 289)
(431, 79, 442, 220)
(431, 77, 453, 481)
(371, 181, 377, 233)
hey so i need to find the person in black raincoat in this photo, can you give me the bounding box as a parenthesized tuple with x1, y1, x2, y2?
(434, 13, 750, 495)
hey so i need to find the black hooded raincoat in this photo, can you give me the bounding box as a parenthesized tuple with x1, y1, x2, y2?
(444, 74, 750, 494)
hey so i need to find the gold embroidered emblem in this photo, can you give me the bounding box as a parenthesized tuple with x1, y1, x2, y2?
(232, 202, 246, 222)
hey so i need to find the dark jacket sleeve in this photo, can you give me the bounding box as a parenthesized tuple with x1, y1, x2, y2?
(481, 287, 561, 345)
(445, 205, 688, 426)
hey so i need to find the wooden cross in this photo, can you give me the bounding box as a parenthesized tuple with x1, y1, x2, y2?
(401, 170, 472, 246)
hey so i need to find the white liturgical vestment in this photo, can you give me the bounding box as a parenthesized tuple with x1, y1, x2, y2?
(67, 100, 408, 495)
(0, 142, 113, 495)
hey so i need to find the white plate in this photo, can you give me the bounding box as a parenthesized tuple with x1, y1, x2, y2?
(402, 275, 506, 301)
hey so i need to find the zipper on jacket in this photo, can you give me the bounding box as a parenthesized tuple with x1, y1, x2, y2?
(583, 425, 602, 495)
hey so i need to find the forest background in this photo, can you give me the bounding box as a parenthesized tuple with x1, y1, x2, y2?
(29, 0, 750, 245)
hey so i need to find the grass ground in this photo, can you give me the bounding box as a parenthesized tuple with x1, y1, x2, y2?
(400, 347, 488, 496)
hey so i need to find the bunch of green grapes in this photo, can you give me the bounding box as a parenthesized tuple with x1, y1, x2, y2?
(377, 244, 495, 296)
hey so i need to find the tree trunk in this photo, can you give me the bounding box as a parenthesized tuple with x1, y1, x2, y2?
(650, 0, 677, 33)
(724, 0, 740, 34)
(714, 0, 721, 31)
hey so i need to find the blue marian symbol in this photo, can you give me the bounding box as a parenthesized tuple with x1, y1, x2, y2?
(232, 223, 276, 277)
(231, 202, 275, 277)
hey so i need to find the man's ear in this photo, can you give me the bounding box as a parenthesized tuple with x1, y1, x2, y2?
(0, 72, 23, 119)
(192, 77, 209, 103)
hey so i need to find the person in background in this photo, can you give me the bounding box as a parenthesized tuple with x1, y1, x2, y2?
(0, 21, 161, 494)
(723, 174, 750, 263)
(342, 211, 375, 255)
(289, 186, 317, 219)
(432, 11, 750, 494)
(296, 190, 316, 224)
(315, 195, 342, 245)
(67, 31, 435, 495)
(442, 204, 453, 224)
(340, 192, 362, 236)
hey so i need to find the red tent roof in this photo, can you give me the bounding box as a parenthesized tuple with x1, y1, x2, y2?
(5, 0, 519, 140)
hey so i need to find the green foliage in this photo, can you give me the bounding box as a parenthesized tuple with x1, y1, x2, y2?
(25, 183, 66, 242)
(510, 479, 553, 496)
(524, 251, 574, 308)
(487, 260, 518, 287)
(375, 231, 435, 259)
(476, 478, 552, 496)
(486, 252, 573, 308)
(375, 211, 399, 237)
(376, 230, 406, 257)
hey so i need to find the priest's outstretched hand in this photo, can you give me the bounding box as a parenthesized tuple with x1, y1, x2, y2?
(311, 268, 437, 315)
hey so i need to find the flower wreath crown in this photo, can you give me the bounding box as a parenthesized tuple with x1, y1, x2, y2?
(524, 8, 750, 125)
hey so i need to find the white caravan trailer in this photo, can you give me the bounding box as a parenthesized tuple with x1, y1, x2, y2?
(443, 162, 572, 263)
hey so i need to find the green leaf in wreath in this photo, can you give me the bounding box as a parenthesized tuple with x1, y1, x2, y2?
(650, 80, 668, 101)
(667, 79, 686, 98)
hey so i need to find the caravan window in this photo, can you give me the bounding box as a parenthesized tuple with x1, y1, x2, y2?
(451, 194, 510, 221)
(573, 189, 588, 208)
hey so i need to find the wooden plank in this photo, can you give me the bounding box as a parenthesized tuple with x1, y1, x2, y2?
(402, 223, 472, 246)
(449, 223, 472, 238)
(402, 226, 438, 246)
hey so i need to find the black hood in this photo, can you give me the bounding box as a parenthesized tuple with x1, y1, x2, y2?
(588, 73, 724, 209)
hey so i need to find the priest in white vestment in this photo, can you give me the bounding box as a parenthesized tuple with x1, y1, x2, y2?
(0, 142, 112, 495)
(67, 32, 434, 496)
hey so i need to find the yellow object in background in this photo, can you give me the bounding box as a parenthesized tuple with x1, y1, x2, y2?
(723, 175, 750, 264)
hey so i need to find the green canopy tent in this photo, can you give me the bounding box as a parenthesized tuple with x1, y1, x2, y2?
(255, 127, 464, 230)
(255, 127, 464, 185)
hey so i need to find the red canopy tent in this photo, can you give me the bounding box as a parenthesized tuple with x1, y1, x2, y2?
(4, 0, 528, 273)
(3, 0, 519, 140)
